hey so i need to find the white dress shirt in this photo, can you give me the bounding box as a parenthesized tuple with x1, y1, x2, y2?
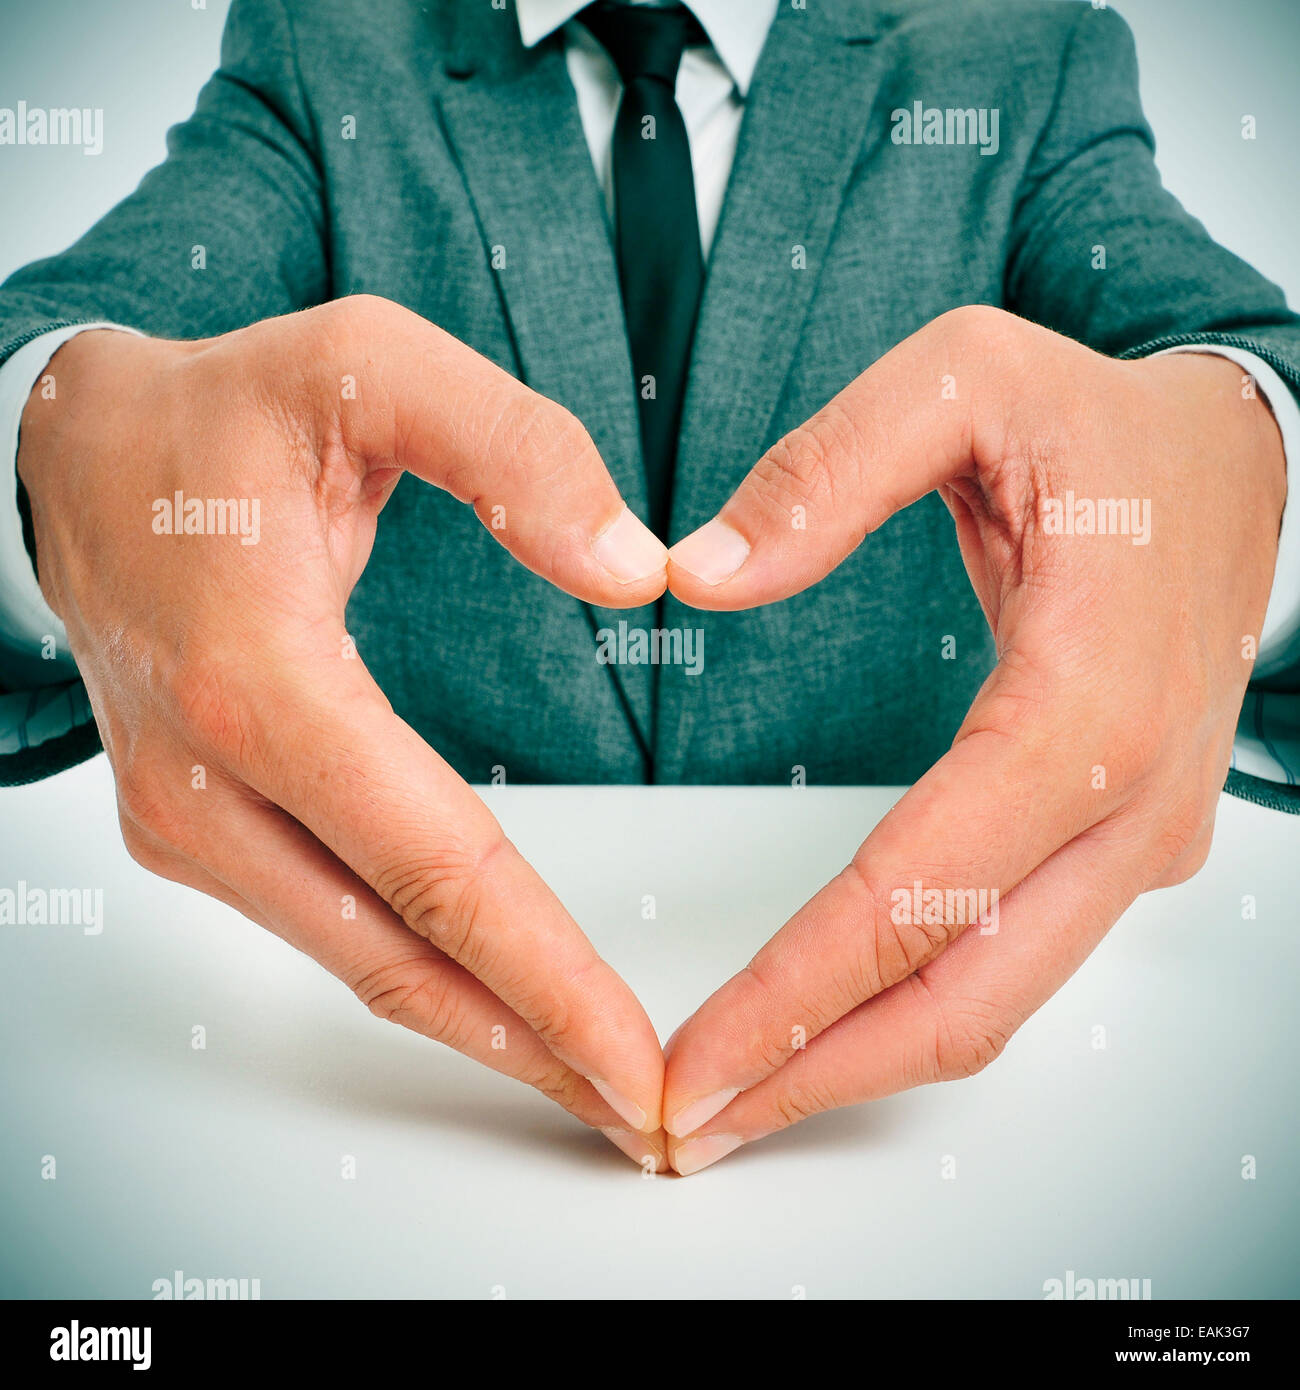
(1, 0, 1297, 773)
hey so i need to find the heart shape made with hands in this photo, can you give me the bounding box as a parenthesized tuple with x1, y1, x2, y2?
(41, 304, 1271, 1182)
(565, 308, 1279, 1177)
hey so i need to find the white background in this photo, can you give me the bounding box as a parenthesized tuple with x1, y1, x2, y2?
(1, 766, 1297, 1297)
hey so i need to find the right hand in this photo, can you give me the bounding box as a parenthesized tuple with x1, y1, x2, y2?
(17, 294, 670, 1168)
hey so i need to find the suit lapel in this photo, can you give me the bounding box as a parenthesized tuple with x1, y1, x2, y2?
(436, 6, 654, 755)
(432, 3, 885, 762)
(671, 5, 885, 538)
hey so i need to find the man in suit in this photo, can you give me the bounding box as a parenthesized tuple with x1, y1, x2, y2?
(1, 0, 1297, 1175)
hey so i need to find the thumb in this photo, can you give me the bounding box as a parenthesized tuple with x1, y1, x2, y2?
(319, 295, 668, 608)
(665, 306, 1018, 610)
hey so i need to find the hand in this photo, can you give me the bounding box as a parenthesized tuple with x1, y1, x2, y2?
(19, 294, 672, 1169)
(660, 305, 1286, 1175)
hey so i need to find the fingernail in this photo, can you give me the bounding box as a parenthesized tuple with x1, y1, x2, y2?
(665, 1086, 740, 1138)
(668, 519, 750, 585)
(673, 1133, 743, 1177)
(600, 1127, 665, 1171)
(588, 1077, 648, 1131)
(592, 506, 668, 584)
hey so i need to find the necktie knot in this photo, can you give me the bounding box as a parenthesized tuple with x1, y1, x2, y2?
(580, 1, 705, 89)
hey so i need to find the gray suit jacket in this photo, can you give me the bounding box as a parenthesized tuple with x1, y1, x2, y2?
(2, 0, 1298, 810)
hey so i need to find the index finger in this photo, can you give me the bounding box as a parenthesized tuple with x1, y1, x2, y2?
(661, 652, 1120, 1138)
(665, 306, 1038, 608)
(667, 815, 1149, 1174)
(294, 296, 669, 608)
(212, 646, 665, 1134)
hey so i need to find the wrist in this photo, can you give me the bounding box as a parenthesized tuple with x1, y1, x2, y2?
(15, 329, 186, 620)
(1137, 350, 1287, 531)
(16, 329, 139, 501)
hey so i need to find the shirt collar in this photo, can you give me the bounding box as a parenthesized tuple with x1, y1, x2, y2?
(515, 0, 779, 98)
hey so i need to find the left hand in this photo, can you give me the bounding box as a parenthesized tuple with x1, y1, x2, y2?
(659, 305, 1287, 1176)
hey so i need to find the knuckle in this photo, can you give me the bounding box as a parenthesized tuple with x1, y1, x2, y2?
(840, 862, 892, 997)
(757, 431, 826, 509)
(115, 758, 190, 850)
(1187, 827, 1215, 874)
(494, 391, 599, 491)
(377, 833, 506, 967)
(751, 409, 858, 520)
(752, 1022, 799, 1077)
(1154, 834, 1213, 888)
(905, 968, 1014, 1083)
(383, 867, 473, 955)
(843, 860, 947, 998)
(117, 818, 175, 878)
(1150, 798, 1216, 882)
(963, 649, 1055, 749)
(322, 292, 397, 341)
(300, 295, 407, 391)
(771, 1078, 836, 1131)
(1162, 795, 1211, 857)
(532, 394, 596, 458)
(935, 1003, 1013, 1081)
(932, 305, 1036, 443)
(530, 1065, 585, 1115)
(501, 966, 577, 1052)
(736, 959, 824, 1069)
(935, 303, 1018, 354)
(771, 1090, 815, 1130)
(353, 959, 474, 1050)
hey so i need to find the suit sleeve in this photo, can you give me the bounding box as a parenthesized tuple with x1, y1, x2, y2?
(0, 0, 328, 788)
(1005, 2, 1300, 814)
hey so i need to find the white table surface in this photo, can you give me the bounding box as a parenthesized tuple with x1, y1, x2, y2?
(1, 755, 1297, 1299)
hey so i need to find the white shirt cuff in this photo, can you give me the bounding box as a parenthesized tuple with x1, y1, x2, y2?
(1154, 344, 1300, 680)
(0, 323, 141, 686)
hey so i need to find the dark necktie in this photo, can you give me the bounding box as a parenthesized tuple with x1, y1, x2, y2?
(581, 1, 706, 537)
